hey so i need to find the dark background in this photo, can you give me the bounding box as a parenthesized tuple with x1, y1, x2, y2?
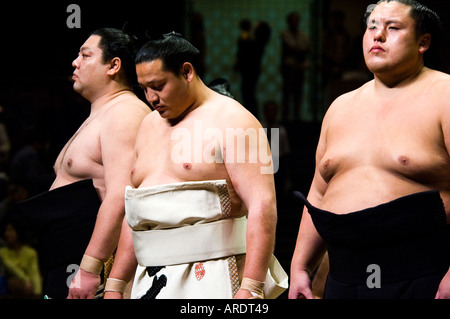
(0, 1, 186, 84)
(1, 1, 448, 83)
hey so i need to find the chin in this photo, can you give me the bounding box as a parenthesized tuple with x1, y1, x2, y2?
(156, 109, 170, 118)
(366, 62, 392, 75)
(73, 82, 82, 93)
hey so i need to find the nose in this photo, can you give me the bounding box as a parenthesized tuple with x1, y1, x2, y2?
(373, 27, 386, 42)
(72, 55, 80, 68)
(145, 90, 159, 106)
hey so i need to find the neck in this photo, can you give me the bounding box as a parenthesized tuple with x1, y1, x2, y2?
(374, 63, 425, 89)
(89, 84, 132, 114)
(168, 78, 211, 126)
(9, 241, 22, 252)
(372, 66, 428, 103)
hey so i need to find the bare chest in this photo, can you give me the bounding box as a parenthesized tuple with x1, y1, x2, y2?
(53, 119, 103, 179)
(132, 121, 228, 187)
(320, 98, 450, 186)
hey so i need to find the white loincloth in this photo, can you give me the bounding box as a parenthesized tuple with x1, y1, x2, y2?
(125, 179, 288, 299)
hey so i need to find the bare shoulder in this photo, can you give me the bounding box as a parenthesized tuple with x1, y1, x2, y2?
(323, 80, 373, 123)
(420, 69, 450, 117)
(206, 92, 262, 129)
(104, 93, 151, 126)
(110, 93, 150, 116)
(139, 107, 162, 129)
(426, 69, 450, 93)
(426, 68, 450, 81)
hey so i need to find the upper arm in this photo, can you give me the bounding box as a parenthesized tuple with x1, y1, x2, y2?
(306, 98, 339, 207)
(100, 104, 149, 199)
(221, 105, 276, 217)
(132, 111, 157, 161)
(442, 96, 450, 159)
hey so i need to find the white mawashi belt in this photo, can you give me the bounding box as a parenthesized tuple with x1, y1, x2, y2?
(132, 216, 247, 266)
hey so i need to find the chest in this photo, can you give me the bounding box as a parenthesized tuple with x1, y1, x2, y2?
(54, 120, 102, 175)
(320, 97, 449, 183)
(132, 120, 227, 186)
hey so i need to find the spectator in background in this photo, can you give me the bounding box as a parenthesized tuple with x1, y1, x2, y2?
(322, 10, 352, 85)
(189, 12, 207, 78)
(0, 217, 42, 298)
(235, 19, 271, 119)
(280, 12, 311, 123)
(9, 127, 54, 197)
(260, 100, 291, 206)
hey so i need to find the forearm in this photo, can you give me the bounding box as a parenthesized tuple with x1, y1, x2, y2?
(103, 219, 137, 298)
(84, 197, 124, 262)
(107, 218, 137, 283)
(243, 201, 277, 282)
(291, 171, 328, 276)
(290, 209, 327, 276)
(68, 196, 124, 299)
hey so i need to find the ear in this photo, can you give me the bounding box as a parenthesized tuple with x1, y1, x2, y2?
(181, 62, 195, 82)
(418, 33, 431, 55)
(106, 57, 121, 76)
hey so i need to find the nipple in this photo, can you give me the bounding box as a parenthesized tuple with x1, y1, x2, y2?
(183, 163, 192, 170)
(398, 155, 410, 166)
(67, 158, 73, 167)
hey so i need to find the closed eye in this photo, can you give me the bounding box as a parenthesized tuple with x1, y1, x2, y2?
(151, 84, 165, 92)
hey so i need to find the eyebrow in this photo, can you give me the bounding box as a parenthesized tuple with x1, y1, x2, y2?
(367, 18, 403, 27)
(384, 19, 402, 25)
(139, 80, 164, 87)
(79, 46, 94, 53)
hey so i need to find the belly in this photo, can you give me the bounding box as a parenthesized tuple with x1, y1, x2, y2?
(320, 167, 434, 214)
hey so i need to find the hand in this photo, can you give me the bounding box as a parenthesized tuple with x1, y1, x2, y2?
(103, 291, 123, 299)
(233, 288, 257, 299)
(435, 268, 450, 299)
(67, 269, 101, 299)
(288, 269, 314, 299)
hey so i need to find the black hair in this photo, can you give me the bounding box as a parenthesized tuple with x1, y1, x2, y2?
(364, 0, 443, 66)
(135, 32, 201, 76)
(91, 28, 140, 87)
